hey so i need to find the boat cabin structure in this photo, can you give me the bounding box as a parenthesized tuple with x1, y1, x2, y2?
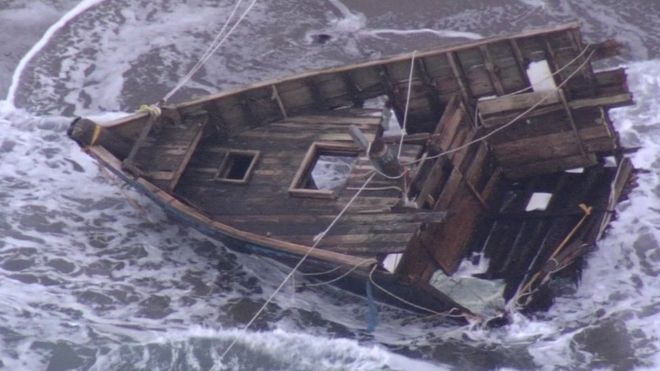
(69, 23, 636, 324)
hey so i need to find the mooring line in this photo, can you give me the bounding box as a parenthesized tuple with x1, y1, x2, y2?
(299, 258, 374, 287)
(397, 50, 417, 159)
(163, 0, 258, 103)
(219, 172, 376, 361)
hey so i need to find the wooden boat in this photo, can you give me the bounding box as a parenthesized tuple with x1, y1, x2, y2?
(68, 22, 636, 325)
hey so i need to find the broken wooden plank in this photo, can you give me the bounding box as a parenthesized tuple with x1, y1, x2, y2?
(477, 90, 560, 117)
(480, 92, 633, 129)
(502, 153, 598, 179)
(492, 125, 614, 165)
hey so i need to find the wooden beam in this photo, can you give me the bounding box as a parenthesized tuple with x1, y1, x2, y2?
(480, 45, 506, 96)
(542, 36, 562, 87)
(569, 93, 633, 110)
(378, 65, 404, 123)
(596, 157, 634, 239)
(167, 116, 208, 192)
(569, 29, 597, 96)
(477, 90, 560, 117)
(174, 23, 583, 112)
(558, 89, 588, 161)
(456, 167, 489, 211)
(492, 126, 614, 165)
(239, 96, 257, 127)
(122, 115, 156, 174)
(416, 57, 443, 117)
(508, 38, 532, 88)
(306, 79, 325, 110)
(479, 92, 633, 129)
(501, 153, 598, 179)
(271, 85, 288, 119)
(447, 52, 471, 104)
(342, 71, 363, 106)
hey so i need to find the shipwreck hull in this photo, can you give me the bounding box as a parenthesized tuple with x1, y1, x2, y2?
(69, 22, 636, 324)
(89, 144, 476, 324)
(85, 145, 471, 321)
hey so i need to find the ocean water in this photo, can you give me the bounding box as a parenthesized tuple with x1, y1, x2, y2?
(1, 1, 659, 370)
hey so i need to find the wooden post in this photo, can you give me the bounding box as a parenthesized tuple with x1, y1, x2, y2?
(480, 45, 506, 96)
(67, 117, 132, 157)
(348, 124, 370, 151)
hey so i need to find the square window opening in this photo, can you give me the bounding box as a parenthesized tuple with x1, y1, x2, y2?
(290, 143, 360, 199)
(215, 150, 259, 184)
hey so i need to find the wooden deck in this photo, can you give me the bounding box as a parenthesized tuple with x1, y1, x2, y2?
(169, 108, 439, 257)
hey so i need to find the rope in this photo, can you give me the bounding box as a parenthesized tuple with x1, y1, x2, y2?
(397, 51, 417, 159)
(367, 265, 468, 319)
(346, 185, 403, 193)
(138, 104, 162, 118)
(162, 0, 258, 103)
(219, 172, 376, 360)
(300, 259, 374, 287)
(297, 265, 342, 277)
(97, 165, 153, 222)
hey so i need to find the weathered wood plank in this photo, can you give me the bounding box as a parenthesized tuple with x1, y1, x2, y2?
(447, 52, 471, 103)
(477, 91, 560, 117)
(508, 38, 533, 89)
(425, 185, 484, 274)
(284, 115, 382, 125)
(122, 116, 156, 173)
(492, 125, 613, 165)
(167, 116, 208, 192)
(502, 153, 598, 179)
(480, 45, 506, 96)
(480, 92, 632, 129)
(558, 89, 589, 160)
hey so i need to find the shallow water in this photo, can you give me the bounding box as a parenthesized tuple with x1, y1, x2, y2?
(1, 1, 659, 370)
